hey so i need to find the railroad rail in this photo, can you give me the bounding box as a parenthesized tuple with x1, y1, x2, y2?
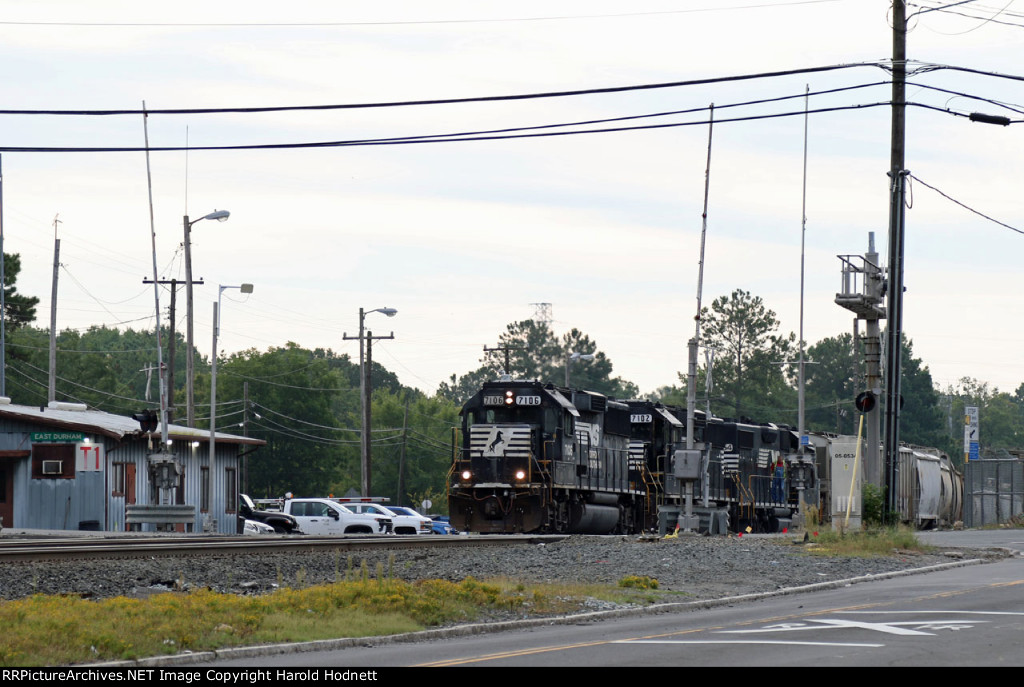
(0, 533, 566, 562)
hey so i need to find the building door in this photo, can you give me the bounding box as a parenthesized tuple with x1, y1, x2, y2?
(0, 461, 13, 528)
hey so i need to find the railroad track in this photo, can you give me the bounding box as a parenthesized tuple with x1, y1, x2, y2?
(0, 533, 566, 562)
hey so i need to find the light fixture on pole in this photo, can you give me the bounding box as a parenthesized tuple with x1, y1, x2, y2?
(565, 351, 594, 387)
(344, 307, 397, 497)
(209, 282, 252, 505)
(184, 209, 230, 428)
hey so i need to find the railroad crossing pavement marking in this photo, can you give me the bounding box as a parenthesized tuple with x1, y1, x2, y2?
(610, 610, 1024, 648)
(720, 617, 986, 636)
(612, 640, 885, 648)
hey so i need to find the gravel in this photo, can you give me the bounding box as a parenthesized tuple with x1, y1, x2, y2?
(0, 533, 1001, 603)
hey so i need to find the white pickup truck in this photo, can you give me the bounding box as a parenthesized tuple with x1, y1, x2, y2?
(282, 497, 393, 536)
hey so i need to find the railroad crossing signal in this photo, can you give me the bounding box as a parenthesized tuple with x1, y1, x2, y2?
(855, 391, 876, 413)
(132, 409, 158, 433)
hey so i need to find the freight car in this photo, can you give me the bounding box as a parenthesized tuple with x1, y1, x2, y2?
(894, 444, 963, 529)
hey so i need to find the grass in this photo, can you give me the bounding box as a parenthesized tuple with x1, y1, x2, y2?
(799, 526, 930, 557)
(0, 573, 673, 667)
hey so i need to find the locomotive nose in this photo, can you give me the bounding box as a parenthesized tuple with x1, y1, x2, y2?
(482, 498, 501, 518)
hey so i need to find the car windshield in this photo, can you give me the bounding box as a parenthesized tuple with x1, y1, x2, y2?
(390, 507, 413, 515)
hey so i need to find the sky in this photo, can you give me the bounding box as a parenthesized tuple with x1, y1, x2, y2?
(0, 0, 1022, 405)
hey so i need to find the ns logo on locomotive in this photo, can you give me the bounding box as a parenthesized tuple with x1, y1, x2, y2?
(448, 377, 962, 535)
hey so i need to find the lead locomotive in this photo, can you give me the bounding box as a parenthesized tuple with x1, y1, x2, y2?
(448, 378, 648, 534)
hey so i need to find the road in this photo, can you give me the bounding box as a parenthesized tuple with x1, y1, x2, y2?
(204, 529, 1024, 667)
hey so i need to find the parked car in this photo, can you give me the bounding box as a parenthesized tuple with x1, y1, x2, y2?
(243, 519, 276, 535)
(425, 514, 458, 535)
(338, 502, 432, 535)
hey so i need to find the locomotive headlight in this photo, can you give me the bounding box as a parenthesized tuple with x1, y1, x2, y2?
(461, 470, 472, 481)
(504, 390, 514, 405)
(514, 470, 526, 481)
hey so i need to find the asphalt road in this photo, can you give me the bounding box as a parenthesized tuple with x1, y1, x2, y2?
(202, 529, 1024, 668)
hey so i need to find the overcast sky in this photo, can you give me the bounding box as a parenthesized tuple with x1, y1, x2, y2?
(1, 0, 1022, 404)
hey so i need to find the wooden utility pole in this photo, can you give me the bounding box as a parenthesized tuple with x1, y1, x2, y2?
(48, 215, 61, 402)
(144, 277, 201, 420)
(483, 343, 527, 376)
(397, 396, 410, 504)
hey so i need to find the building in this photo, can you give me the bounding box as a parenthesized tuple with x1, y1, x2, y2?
(0, 399, 263, 533)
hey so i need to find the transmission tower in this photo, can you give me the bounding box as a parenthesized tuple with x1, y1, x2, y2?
(530, 302, 552, 326)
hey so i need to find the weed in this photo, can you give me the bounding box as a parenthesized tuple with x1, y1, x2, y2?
(617, 575, 659, 590)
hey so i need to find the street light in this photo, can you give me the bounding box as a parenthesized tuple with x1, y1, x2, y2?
(209, 282, 252, 501)
(344, 307, 397, 497)
(184, 209, 230, 427)
(565, 351, 594, 387)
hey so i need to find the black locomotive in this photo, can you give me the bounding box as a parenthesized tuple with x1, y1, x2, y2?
(448, 377, 817, 535)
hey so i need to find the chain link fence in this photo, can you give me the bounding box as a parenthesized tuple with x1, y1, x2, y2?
(964, 454, 1023, 528)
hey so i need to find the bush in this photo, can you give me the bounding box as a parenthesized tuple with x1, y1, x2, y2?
(862, 483, 884, 527)
(618, 575, 658, 590)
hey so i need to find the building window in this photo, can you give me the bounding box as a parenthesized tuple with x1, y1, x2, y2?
(200, 467, 210, 512)
(31, 444, 76, 479)
(225, 468, 237, 513)
(112, 463, 125, 496)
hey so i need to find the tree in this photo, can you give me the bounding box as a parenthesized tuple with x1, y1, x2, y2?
(437, 319, 638, 403)
(804, 333, 859, 434)
(201, 343, 360, 497)
(356, 389, 460, 508)
(940, 376, 1024, 461)
(699, 290, 795, 420)
(892, 335, 946, 455)
(2, 253, 38, 329)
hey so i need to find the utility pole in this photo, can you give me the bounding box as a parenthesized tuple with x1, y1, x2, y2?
(483, 343, 526, 376)
(363, 330, 393, 496)
(397, 396, 410, 504)
(0, 154, 5, 397)
(144, 277, 201, 420)
(882, 0, 908, 515)
(344, 311, 396, 498)
(48, 215, 61, 402)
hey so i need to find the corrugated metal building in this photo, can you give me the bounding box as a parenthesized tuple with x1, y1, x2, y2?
(0, 400, 264, 534)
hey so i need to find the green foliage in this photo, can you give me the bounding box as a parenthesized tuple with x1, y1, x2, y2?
(698, 289, 795, 420)
(803, 333, 859, 435)
(940, 377, 1024, 463)
(2, 253, 39, 329)
(437, 319, 638, 402)
(862, 483, 884, 527)
(6, 325, 191, 416)
(617, 575, 659, 590)
(805, 527, 926, 557)
(0, 577, 523, 666)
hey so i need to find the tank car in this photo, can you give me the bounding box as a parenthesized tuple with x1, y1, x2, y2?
(894, 444, 963, 529)
(448, 378, 649, 534)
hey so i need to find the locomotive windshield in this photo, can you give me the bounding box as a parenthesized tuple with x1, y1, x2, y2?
(466, 407, 560, 433)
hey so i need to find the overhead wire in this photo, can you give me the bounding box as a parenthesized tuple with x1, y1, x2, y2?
(0, 2, 845, 29)
(0, 62, 887, 116)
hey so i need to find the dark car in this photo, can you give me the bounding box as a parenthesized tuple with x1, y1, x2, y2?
(425, 514, 458, 535)
(239, 494, 302, 534)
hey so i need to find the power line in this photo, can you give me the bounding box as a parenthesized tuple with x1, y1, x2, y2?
(908, 173, 1023, 234)
(0, 62, 886, 116)
(0, 2, 844, 29)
